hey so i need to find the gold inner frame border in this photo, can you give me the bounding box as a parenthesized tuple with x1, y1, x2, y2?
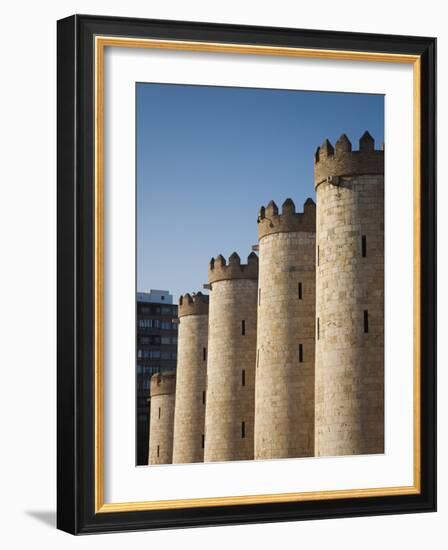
(94, 35, 421, 513)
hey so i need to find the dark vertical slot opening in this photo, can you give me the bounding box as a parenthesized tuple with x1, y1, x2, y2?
(201, 434, 205, 449)
(242, 369, 246, 386)
(364, 310, 369, 333)
(241, 320, 245, 335)
(298, 282, 302, 300)
(202, 390, 206, 404)
(203, 347, 207, 361)
(299, 344, 303, 363)
(362, 235, 367, 257)
(241, 421, 246, 438)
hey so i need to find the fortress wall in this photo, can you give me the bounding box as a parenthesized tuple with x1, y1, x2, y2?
(314, 133, 385, 456)
(254, 199, 316, 459)
(148, 372, 176, 465)
(172, 293, 209, 464)
(204, 254, 258, 462)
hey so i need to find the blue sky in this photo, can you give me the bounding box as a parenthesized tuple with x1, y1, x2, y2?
(136, 83, 384, 301)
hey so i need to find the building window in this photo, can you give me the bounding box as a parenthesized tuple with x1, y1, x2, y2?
(362, 235, 367, 257)
(161, 336, 170, 345)
(203, 347, 207, 361)
(202, 390, 206, 405)
(257, 349, 260, 368)
(317, 318, 320, 340)
(157, 445, 160, 457)
(299, 344, 303, 363)
(171, 351, 177, 360)
(298, 282, 302, 299)
(258, 288, 261, 306)
(317, 245, 320, 266)
(364, 310, 369, 333)
(241, 320, 246, 335)
(201, 434, 205, 449)
(241, 421, 246, 438)
(242, 369, 246, 386)
(158, 407, 161, 419)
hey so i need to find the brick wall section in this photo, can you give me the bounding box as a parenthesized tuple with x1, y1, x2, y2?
(204, 267, 258, 462)
(254, 201, 315, 459)
(148, 372, 176, 464)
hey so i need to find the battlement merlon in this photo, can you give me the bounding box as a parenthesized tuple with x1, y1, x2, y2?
(150, 371, 176, 397)
(178, 291, 209, 318)
(257, 198, 316, 240)
(208, 252, 258, 284)
(314, 132, 384, 189)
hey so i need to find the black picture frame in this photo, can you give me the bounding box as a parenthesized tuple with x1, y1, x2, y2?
(57, 14, 436, 535)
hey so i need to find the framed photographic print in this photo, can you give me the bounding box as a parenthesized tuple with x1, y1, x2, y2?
(57, 14, 436, 534)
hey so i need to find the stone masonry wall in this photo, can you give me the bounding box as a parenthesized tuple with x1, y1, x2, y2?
(204, 278, 258, 462)
(172, 313, 208, 464)
(254, 230, 315, 459)
(148, 373, 176, 465)
(315, 174, 384, 456)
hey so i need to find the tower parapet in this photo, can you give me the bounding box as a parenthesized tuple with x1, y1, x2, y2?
(178, 292, 209, 318)
(314, 131, 384, 189)
(257, 198, 315, 240)
(208, 252, 258, 284)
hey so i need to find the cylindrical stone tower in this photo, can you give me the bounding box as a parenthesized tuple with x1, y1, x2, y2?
(314, 131, 384, 457)
(204, 252, 258, 462)
(172, 292, 209, 464)
(254, 198, 316, 459)
(148, 371, 176, 465)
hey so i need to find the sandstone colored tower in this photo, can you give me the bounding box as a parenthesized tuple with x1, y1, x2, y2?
(314, 132, 384, 457)
(148, 371, 176, 465)
(254, 198, 316, 459)
(204, 252, 258, 462)
(172, 292, 209, 464)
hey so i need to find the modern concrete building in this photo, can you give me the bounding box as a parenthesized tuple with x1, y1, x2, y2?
(136, 290, 178, 465)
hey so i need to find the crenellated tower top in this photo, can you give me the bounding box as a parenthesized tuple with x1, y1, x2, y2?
(178, 291, 209, 318)
(314, 131, 384, 189)
(208, 252, 258, 284)
(257, 198, 315, 240)
(150, 371, 176, 397)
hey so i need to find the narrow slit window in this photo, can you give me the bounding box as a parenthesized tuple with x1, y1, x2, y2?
(203, 347, 207, 361)
(202, 390, 206, 405)
(299, 344, 303, 363)
(241, 320, 246, 335)
(158, 407, 161, 419)
(317, 317, 320, 340)
(241, 421, 246, 438)
(201, 434, 205, 449)
(362, 235, 367, 257)
(157, 445, 160, 457)
(317, 245, 320, 266)
(257, 349, 260, 368)
(258, 288, 261, 306)
(298, 282, 302, 300)
(242, 369, 246, 386)
(364, 310, 369, 333)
